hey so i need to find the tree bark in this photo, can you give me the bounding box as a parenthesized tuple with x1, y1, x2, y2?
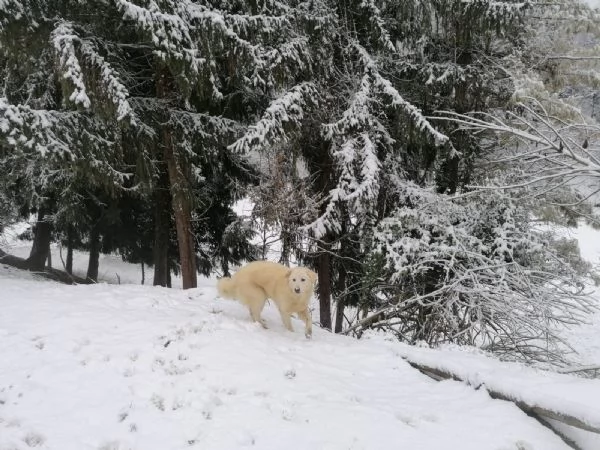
(26, 208, 52, 272)
(334, 263, 346, 333)
(156, 66, 197, 289)
(46, 240, 52, 269)
(141, 262, 145, 285)
(163, 129, 197, 289)
(86, 226, 100, 282)
(153, 165, 171, 287)
(317, 236, 333, 330)
(66, 225, 74, 275)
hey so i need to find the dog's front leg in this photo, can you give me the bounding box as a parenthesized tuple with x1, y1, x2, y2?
(297, 309, 312, 339)
(277, 308, 294, 332)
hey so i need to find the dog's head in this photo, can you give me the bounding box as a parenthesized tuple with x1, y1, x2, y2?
(286, 267, 318, 296)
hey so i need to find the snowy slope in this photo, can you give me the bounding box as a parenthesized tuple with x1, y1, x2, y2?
(557, 223, 600, 368)
(0, 265, 573, 450)
(391, 341, 600, 447)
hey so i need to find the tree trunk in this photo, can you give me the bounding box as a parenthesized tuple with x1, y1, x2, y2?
(153, 165, 171, 287)
(66, 225, 74, 275)
(334, 263, 347, 333)
(156, 66, 197, 289)
(27, 209, 52, 271)
(46, 240, 52, 269)
(86, 226, 100, 282)
(164, 131, 197, 289)
(141, 262, 145, 285)
(317, 236, 333, 330)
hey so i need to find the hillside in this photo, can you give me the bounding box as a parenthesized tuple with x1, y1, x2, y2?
(0, 263, 586, 450)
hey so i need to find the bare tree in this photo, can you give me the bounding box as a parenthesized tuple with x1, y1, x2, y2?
(434, 99, 600, 207)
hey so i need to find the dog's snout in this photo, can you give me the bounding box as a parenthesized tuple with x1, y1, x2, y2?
(294, 287, 301, 294)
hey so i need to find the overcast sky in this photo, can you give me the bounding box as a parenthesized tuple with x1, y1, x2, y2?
(582, 0, 600, 8)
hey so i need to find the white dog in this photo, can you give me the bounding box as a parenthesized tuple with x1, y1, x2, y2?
(217, 261, 318, 338)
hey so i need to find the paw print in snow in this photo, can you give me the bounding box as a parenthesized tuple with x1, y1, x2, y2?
(23, 431, 45, 447)
(151, 394, 165, 411)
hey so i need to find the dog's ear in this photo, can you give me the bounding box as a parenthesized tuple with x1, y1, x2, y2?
(285, 269, 292, 279)
(308, 270, 318, 284)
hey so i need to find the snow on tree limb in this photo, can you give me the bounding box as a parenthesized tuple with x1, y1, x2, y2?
(0, 97, 129, 184)
(51, 22, 91, 110)
(304, 43, 452, 238)
(359, 180, 595, 364)
(50, 21, 137, 125)
(359, 0, 395, 52)
(78, 40, 136, 124)
(357, 44, 449, 146)
(303, 133, 381, 238)
(433, 100, 600, 193)
(228, 82, 317, 153)
(115, 0, 205, 96)
(0, 97, 71, 157)
(0, 0, 24, 27)
(324, 44, 449, 147)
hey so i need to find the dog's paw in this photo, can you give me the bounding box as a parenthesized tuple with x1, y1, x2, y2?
(304, 332, 312, 339)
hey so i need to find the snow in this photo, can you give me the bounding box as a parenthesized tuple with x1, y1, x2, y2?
(51, 22, 92, 110)
(557, 222, 600, 367)
(390, 341, 600, 431)
(0, 265, 579, 450)
(228, 83, 316, 154)
(3, 219, 600, 449)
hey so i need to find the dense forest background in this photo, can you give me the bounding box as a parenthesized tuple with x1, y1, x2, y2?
(1, 0, 599, 366)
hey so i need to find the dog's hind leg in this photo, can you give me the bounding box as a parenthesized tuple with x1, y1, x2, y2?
(241, 285, 268, 329)
(297, 308, 312, 338)
(249, 302, 268, 329)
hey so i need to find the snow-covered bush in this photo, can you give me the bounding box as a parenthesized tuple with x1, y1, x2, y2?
(364, 181, 595, 366)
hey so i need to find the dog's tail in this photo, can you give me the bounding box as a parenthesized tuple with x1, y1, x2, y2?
(216, 276, 236, 299)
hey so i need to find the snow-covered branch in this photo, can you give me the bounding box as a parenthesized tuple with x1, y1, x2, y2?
(0, 97, 129, 184)
(433, 101, 600, 195)
(115, 0, 205, 96)
(358, 0, 395, 52)
(351, 180, 596, 365)
(228, 82, 317, 153)
(78, 40, 136, 123)
(324, 44, 449, 147)
(51, 22, 91, 109)
(303, 133, 381, 238)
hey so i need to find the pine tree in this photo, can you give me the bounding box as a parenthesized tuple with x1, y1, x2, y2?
(0, 0, 320, 286)
(234, 0, 528, 328)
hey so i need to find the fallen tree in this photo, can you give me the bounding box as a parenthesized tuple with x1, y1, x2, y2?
(0, 248, 90, 285)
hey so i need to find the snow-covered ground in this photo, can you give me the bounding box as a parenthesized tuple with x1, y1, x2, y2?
(556, 223, 600, 368)
(2, 220, 600, 449)
(391, 341, 600, 449)
(0, 265, 585, 450)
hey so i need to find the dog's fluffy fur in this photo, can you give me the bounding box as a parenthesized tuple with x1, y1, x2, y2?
(217, 261, 318, 338)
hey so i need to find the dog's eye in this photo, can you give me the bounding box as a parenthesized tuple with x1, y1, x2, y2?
(301, 278, 306, 282)
(292, 278, 296, 282)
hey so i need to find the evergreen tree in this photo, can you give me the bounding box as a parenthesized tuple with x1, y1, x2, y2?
(0, 0, 319, 286)
(234, 0, 529, 329)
